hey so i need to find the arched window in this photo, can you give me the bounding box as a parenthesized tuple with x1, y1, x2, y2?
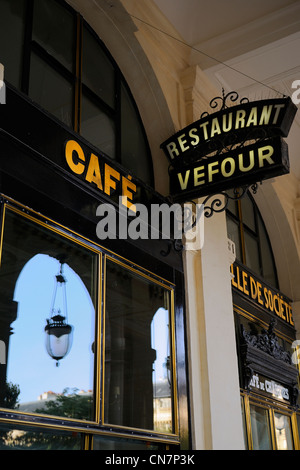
(0, 0, 153, 185)
(226, 191, 278, 288)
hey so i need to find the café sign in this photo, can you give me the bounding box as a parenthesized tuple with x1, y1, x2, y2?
(161, 92, 297, 203)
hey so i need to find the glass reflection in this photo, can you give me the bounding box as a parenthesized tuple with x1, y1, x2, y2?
(0, 422, 83, 450)
(82, 26, 115, 108)
(152, 307, 173, 433)
(32, 0, 75, 72)
(104, 260, 174, 433)
(226, 217, 242, 261)
(250, 404, 272, 450)
(0, 0, 26, 90)
(81, 93, 116, 158)
(92, 434, 165, 450)
(274, 412, 294, 450)
(0, 210, 97, 422)
(29, 53, 73, 128)
(120, 82, 152, 185)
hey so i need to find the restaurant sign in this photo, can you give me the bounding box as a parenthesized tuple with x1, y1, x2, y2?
(161, 92, 297, 203)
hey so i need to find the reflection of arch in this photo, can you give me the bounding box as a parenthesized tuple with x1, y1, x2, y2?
(11, 253, 94, 371)
(151, 307, 170, 383)
(104, 261, 171, 430)
(0, 209, 96, 406)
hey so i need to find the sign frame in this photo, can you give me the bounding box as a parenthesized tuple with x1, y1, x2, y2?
(161, 95, 297, 166)
(162, 92, 297, 206)
(169, 136, 289, 202)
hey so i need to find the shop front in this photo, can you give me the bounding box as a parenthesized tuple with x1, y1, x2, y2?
(0, 0, 190, 450)
(231, 261, 300, 450)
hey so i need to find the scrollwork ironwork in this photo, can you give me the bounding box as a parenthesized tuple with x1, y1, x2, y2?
(160, 238, 183, 257)
(200, 88, 249, 118)
(202, 184, 259, 218)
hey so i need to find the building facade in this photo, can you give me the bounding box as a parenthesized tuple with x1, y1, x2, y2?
(0, 0, 299, 450)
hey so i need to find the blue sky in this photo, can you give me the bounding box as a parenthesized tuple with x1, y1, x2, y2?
(8, 254, 95, 403)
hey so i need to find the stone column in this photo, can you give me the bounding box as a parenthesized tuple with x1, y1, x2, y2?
(184, 206, 245, 449)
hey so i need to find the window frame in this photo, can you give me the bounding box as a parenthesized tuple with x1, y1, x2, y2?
(0, 197, 179, 444)
(102, 254, 178, 437)
(1, 0, 153, 185)
(0, 201, 102, 427)
(242, 394, 299, 450)
(226, 190, 278, 288)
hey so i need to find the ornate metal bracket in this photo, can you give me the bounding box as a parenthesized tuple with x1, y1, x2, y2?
(202, 183, 260, 218)
(160, 238, 183, 257)
(200, 89, 249, 118)
(161, 183, 260, 256)
(160, 202, 201, 256)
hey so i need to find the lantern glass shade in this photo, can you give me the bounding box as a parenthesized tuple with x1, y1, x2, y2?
(45, 314, 73, 365)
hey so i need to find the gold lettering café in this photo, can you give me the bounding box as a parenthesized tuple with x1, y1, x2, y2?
(0, 0, 300, 451)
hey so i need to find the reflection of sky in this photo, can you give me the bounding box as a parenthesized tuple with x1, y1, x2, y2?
(8, 254, 95, 404)
(151, 308, 169, 384)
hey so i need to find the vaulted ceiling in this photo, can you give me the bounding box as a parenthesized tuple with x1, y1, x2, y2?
(153, 0, 300, 179)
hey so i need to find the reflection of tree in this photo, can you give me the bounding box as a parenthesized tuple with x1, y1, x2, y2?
(0, 389, 88, 449)
(35, 388, 92, 420)
(3, 381, 20, 409)
(0, 382, 21, 449)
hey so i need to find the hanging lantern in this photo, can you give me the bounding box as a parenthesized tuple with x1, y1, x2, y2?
(45, 261, 73, 366)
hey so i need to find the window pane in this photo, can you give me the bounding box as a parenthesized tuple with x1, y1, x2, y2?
(226, 216, 242, 262)
(32, 0, 75, 72)
(226, 190, 239, 217)
(81, 93, 116, 158)
(0, 0, 25, 89)
(244, 230, 261, 275)
(250, 404, 272, 450)
(82, 26, 115, 108)
(121, 82, 152, 185)
(241, 194, 256, 232)
(92, 434, 165, 450)
(0, 422, 83, 450)
(257, 216, 277, 287)
(29, 53, 73, 127)
(0, 209, 98, 422)
(274, 412, 294, 450)
(104, 260, 174, 433)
